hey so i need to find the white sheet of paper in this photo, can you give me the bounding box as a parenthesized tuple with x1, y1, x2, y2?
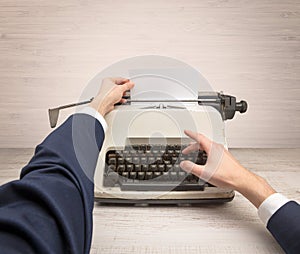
(129, 68, 207, 102)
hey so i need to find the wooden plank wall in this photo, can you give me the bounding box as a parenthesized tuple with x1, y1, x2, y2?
(0, 0, 299, 148)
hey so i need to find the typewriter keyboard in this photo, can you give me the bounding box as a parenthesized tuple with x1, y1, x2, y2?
(103, 144, 209, 191)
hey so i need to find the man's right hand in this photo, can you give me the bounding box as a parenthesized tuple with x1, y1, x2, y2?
(180, 130, 276, 208)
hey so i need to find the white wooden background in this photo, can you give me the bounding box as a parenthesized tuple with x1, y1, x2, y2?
(0, 0, 299, 148)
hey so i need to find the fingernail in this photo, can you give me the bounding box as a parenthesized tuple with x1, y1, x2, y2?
(180, 161, 186, 169)
(180, 160, 193, 173)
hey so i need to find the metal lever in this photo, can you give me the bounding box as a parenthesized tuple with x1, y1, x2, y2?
(48, 98, 93, 128)
(126, 99, 215, 103)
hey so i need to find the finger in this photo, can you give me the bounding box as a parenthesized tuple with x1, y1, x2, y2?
(182, 143, 200, 154)
(119, 81, 135, 93)
(120, 98, 127, 104)
(184, 130, 212, 153)
(180, 160, 204, 178)
(110, 77, 130, 85)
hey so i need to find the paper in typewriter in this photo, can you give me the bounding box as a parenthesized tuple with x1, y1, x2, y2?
(129, 68, 212, 105)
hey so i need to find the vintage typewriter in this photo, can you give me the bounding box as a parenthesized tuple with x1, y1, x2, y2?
(92, 91, 247, 204)
(48, 78, 247, 205)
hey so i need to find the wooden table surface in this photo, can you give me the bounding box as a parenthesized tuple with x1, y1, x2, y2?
(0, 148, 299, 253)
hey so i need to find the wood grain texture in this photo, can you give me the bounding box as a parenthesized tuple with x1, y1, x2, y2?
(0, 148, 299, 253)
(0, 0, 300, 148)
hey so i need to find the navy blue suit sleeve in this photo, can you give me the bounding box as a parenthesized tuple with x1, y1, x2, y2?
(0, 114, 105, 254)
(267, 201, 300, 254)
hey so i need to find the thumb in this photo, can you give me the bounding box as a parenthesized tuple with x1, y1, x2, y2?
(110, 77, 130, 85)
(180, 160, 204, 177)
(119, 81, 135, 93)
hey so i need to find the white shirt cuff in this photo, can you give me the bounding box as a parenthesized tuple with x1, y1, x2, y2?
(257, 193, 290, 226)
(76, 107, 107, 132)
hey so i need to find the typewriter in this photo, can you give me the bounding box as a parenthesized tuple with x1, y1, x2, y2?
(92, 90, 248, 205)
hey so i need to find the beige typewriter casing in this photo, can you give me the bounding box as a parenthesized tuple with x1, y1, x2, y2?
(94, 103, 235, 204)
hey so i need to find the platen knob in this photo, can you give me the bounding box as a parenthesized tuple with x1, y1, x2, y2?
(235, 100, 248, 114)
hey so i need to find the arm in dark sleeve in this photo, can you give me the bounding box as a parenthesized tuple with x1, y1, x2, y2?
(267, 201, 300, 254)
(0, 114, 104, 254)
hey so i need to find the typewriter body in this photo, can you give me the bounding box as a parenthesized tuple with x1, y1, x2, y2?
(94, 91, 248, 204)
